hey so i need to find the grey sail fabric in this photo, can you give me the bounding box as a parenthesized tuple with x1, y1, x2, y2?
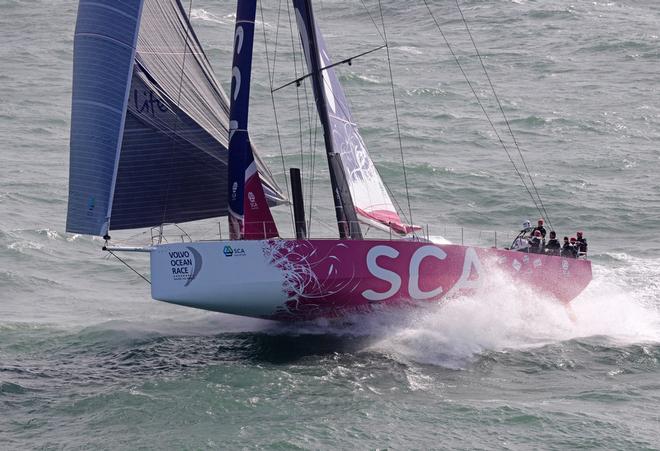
(66, 0, 285, 236)
(66, 0, 143, 237)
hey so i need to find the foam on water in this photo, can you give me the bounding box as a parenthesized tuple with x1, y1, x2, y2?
(384, 258, 657, 365)
(251, 255, 660, 369)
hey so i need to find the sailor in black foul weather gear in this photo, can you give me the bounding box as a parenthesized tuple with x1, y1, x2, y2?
(528, 230, 544, 253)
(561, 236, 576, 258)
(532, 219, 547, 239)
(545, 230, 561, 256)
(576, 231, 588, 256)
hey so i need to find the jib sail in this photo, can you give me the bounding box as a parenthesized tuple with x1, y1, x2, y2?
(66, 0, 285, 237)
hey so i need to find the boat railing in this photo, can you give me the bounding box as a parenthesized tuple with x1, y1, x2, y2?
(150, 223, 193, 246)
(115, 222, 585, 257)
(215, 221, 522, 249)
(142, 221, 591, 254)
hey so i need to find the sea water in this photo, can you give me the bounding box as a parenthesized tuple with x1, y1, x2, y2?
(1, 0, 659, 448)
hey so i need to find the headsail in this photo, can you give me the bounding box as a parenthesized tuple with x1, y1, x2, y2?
(66, 0, 285, 237)
(292, 1, 417, 235)
(228, 0, 278, 240)
(293, 0, 362, 240)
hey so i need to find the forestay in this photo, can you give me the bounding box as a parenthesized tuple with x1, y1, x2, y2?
(66, 0, 285, 237)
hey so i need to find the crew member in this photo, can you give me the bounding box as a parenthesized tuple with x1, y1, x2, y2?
(545, 231, 560, 256)
(528, 230, 543, 253)
(532, 219, 547, 239)
(576, 231, 588, 256)
(569, 237, 579, 258)
(561, 236, 575, 258)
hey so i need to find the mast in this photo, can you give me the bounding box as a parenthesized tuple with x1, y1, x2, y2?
(292, 0, 362, 239)
(228, 0, 279, 240)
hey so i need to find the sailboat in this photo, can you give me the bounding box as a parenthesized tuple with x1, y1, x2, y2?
(66, 0, 592, 321)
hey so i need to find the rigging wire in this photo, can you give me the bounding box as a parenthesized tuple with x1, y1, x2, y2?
(271, 1, 417, 235)
(160, 0, 195, 228)
(360, 0, 414, 239)
(453, 0, 554, 230)
(279, 1, 418, 232)
(378, 0, 415, 231)
(284, 2, 308, 183)
(359, 0, 386, 42)
(307, 121, 319, 235)
(285, 0, 319, 235)
(296, 27, 317, 221)
(259, 0, 296, 234)
(268, 0, 282, 83)
(105, 249, 152, 285)
(311, 53, 417, 230)
(421, 0, 547, 224)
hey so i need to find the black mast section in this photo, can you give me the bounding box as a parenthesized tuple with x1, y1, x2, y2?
(293, 0, 362, 239)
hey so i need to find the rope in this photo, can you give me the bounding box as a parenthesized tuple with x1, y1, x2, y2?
(359, 0, 386, 42)
(453, 0, 554, 230)
(285, 0, 318, 237)
(283, 2, 307, 180)
(160, 0, 195, 227)
(307, 121, 319, 235)
(276, 1, 416, 234)
(421, 0, 547, 223)
(297, 21, 316, 223)
(259, 0, 296, 235)
(378, 0, 415, 231)
(105, 249, 151, 285)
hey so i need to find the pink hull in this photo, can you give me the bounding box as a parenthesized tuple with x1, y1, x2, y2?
(151, 239, 592, 321)
(265, 240, 591, 320)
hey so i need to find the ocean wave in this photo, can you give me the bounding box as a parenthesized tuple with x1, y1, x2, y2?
(396, 46, 423, 55)
(342, 72, 382, 85)
(190, 8, 226, 25)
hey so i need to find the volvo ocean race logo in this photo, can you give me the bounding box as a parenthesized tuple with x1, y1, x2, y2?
(169, 247, 202, 287)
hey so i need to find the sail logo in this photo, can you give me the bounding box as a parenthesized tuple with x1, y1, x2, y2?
(133, 89, 167, 117)
(168, 247, 202, 286)
(86, 195, 95, 214)
(247, 191, 258, 210)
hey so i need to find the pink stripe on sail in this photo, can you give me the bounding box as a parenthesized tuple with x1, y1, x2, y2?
(356, 207, 422, 235)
